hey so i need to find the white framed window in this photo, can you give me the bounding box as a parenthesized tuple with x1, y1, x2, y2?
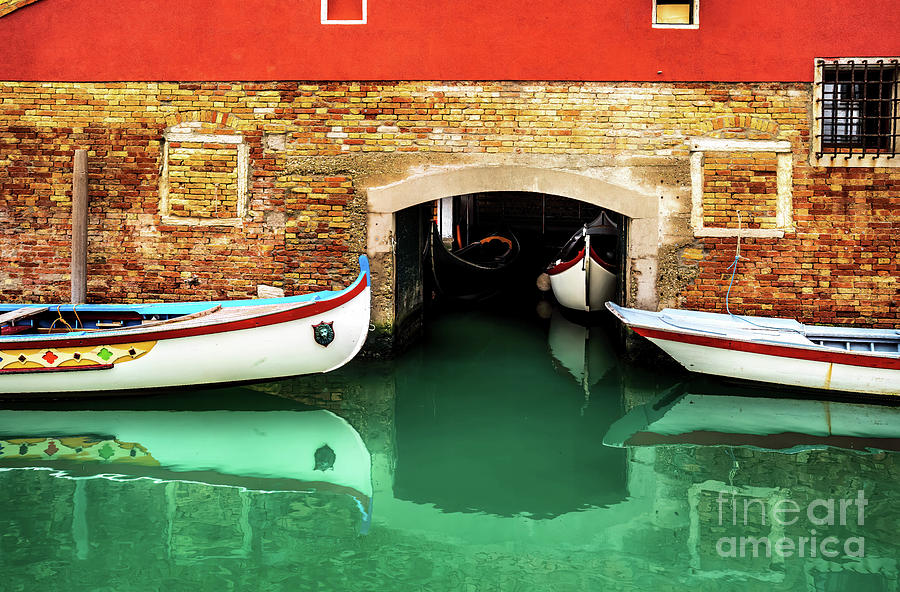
(321, 0, 367, 25)
(652, 0, 698, 29)
(811, 57, 899, 168)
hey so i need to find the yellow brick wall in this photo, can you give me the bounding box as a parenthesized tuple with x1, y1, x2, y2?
(167, 143, 240, 219)
(0, 81, 896, 327)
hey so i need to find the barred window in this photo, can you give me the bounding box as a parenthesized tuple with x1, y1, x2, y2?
(813, 58, 899, 165)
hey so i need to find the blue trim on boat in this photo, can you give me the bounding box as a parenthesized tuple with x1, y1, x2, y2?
(0, 256, 369, 317)
(0, 256, 370, 342)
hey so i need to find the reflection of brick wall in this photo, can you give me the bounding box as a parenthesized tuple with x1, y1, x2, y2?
(0, 81, 897, 327)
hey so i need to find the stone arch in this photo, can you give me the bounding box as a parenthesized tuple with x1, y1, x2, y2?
(365, 164, 660, 317)
(366, 165, 657, 219)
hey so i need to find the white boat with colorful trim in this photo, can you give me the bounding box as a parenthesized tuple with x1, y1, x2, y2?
(0, 256, 370, 395)
(546, 212, 618, 312)
(0, 407, 373, 525)
(606, 303, 900, 397)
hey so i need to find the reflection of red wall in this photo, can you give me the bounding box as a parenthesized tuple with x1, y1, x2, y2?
(325, 0, 364, 21)
(1, 0, 898, 81)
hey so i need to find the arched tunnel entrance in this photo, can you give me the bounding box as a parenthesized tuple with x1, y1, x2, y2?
(366, 165, 659, 350)
(398, 191, 626, 307)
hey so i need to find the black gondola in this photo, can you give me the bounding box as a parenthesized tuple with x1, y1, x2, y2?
(430, 222, 521, 301)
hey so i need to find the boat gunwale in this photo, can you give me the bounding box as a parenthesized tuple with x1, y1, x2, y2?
(0, 257, 370, 315)
(607, 302, 900, 371)
(546, 247, 585, 276)
(0, 263, 369, 350)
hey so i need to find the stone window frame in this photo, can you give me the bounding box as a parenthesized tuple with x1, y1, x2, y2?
(652, 0, 699, 29)
(321, 0, 367, 25)
(810, 57, 900, 168)
(687, 480, 788, 582)
(689, 137, 794, 238)
(159, 127, 250, 227)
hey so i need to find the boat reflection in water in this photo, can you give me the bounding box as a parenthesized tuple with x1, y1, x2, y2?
(0, 405, 373, 532)
(604, 381, 900, 453)
(546, 306, 617, 413)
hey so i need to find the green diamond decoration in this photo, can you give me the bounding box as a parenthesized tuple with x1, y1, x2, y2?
(97, 348, 113, 362)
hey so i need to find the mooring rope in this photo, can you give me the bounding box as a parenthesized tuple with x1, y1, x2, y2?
(724, 211, 806, 335)
(49, 304, 73, 331)
(47, 304, 83, 331)
(724, 212, 742, 317)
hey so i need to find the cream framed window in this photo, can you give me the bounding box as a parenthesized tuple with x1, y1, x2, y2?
(689, 138, 794, 238)
(811, 57, 900, 168)
(653, 0, 698, 29)
(159, 123, 249, 226)
(321, 0, 367, 24)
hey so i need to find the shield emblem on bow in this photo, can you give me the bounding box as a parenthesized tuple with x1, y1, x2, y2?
(312, 321, 335, 347)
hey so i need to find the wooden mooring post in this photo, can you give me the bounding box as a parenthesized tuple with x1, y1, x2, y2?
(71, 149, 88, 304)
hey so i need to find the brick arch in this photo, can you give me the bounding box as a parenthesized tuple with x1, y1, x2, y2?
(163, 110, 248, 132)
(695, 115, 781, 139)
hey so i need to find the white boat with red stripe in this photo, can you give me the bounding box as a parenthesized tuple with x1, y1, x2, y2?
(606, 302, 900, 397)
(0, 256, 371, 396)
(546, 212, 618, 312)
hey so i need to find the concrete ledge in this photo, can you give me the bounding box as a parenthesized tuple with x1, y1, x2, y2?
(689, 138, 792, 153)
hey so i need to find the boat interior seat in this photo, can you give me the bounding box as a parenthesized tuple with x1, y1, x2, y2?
(811, 338, 900, 354)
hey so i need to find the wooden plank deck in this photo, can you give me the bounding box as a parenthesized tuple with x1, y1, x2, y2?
(0, 306, 48, 326)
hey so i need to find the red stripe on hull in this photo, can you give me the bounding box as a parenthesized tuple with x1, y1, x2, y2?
(547, 248, 584, 275)
(1, 272, 368, 350)
(635, 326, 900, 371)
(589, 246, 616, 273)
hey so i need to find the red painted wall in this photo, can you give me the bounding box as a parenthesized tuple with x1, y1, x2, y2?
(1, 0, 899, 82)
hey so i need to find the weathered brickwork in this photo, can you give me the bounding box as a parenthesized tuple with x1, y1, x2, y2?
(281, 174, 359, 293)
(684, 168, 899, 328)
(167, 142, 240, 219)
(702, 151, 779, 230)
(0, 81, 896, 328)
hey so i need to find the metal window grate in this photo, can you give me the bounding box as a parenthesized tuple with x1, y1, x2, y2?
(815, 59, 899, 158)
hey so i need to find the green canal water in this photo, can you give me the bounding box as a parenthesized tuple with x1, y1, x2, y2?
(1, 304, 898, 591)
